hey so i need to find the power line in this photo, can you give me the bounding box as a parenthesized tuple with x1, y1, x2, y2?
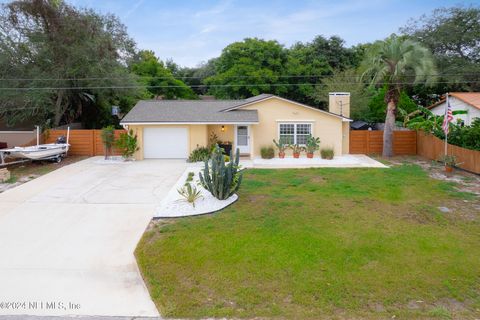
(0, 73, 479, 81)
(0, 80, 480, 91)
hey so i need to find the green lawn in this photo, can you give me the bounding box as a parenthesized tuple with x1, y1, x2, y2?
(136, 164, 480, 319)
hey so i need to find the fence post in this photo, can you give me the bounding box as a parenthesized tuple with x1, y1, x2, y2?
(366, 131, 370, 154)
(93, 130, 97, 156)
(91, 130, 95, 156)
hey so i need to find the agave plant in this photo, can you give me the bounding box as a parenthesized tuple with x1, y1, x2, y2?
(177, 183, 203, 207)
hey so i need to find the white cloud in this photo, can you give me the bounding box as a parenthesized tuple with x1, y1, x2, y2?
(194, 0, 232, 17)
(123, 0, 145, 19)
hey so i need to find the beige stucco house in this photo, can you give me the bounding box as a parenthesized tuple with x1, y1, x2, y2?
(120, 93, 351, 160)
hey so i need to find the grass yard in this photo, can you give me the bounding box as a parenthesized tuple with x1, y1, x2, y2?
(136, 164, 480, 319)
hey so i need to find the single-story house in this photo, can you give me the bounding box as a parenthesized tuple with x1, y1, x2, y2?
(120, 93, 352, 160)
(428, 92, 480, 126)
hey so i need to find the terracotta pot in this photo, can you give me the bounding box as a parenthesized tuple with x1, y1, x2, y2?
(293, 152, 300, 158)
(445, 165, 453, 173)
(279, 152, 285, 159)
(307, 153, 314, 158)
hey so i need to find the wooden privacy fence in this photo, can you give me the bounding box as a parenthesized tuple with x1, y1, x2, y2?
(417, 132, 480, 174)
(45, 129, 126, 156)
(349, 130, 417, 155)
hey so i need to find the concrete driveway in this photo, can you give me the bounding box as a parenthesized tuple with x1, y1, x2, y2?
(0, 157, 187, 317)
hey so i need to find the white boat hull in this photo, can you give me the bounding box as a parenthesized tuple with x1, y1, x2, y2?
(4, 144, 70, 160)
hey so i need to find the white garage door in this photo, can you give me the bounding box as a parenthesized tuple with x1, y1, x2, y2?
(143, 127, 189, 159)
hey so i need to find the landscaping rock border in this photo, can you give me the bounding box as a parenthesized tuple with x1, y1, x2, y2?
(154, 167, 238, 218)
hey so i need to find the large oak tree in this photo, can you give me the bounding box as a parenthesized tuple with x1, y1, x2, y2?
(0, 0, 139, 128)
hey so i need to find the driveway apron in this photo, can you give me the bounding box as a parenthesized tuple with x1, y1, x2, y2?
(0, 157, 186, 317)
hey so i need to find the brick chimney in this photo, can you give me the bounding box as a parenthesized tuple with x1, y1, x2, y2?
(328, 92, 350, 118)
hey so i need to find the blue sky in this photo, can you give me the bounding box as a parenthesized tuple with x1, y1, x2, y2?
(66, 1, 479, 66)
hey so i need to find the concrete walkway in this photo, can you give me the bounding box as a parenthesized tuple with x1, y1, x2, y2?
(241, 154, 388, 169)
(0, 157, 187, 317)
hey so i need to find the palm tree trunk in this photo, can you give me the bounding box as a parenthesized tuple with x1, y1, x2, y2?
(383, 99, 396, 157)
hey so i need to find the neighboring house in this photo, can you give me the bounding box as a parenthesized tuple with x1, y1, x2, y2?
(428, 92, 480, 126)
(120, 93, 352, 160)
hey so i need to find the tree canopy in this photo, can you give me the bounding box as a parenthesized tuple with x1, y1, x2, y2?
(361, 34, 436, 156)
(401, 5, 480, 94)
(0, 0, 140, 128)
(0, 1, 477, 129)
(204, 38, 288, 99)
(129, 50, 196, 100)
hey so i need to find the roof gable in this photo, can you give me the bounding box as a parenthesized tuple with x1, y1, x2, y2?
(221, 95, 351, 120)
(428, 92, 480, 110)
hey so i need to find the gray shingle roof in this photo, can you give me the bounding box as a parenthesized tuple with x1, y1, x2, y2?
(120, 99, 259, 124)
(120, 94, 350, 124)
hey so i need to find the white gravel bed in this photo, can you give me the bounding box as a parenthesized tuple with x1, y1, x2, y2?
(155, 166, 238, 218)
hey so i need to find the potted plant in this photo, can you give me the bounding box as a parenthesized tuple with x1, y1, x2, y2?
(305, 135, 320, 158)
(440, 155, 459, 173)
(273, 138, 288, 158)
(289, 144, 304, 158)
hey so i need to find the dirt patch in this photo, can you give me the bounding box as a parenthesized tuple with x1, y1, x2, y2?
(245, 194, 269, 203)
(385, 156, 480, 196)
(309, 175, 326, 184)
(146, 218, 177, 232)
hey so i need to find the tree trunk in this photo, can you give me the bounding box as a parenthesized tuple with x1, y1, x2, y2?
(383, 99, 396, 157)
(104, 143, 109, 160)
(53, 90, 65, 127)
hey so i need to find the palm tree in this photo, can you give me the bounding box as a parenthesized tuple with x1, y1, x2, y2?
(361, 35, 436, 157)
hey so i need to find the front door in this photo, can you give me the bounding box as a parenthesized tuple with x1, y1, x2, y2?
(236, 125, 250, 154)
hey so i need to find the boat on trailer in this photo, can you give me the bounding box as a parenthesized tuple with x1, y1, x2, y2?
(0, 127, 70, 166)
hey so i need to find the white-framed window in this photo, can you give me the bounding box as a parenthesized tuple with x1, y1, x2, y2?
(279, 123, 312, 145)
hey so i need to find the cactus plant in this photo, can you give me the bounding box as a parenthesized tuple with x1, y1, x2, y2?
(199, 144, 243, 200)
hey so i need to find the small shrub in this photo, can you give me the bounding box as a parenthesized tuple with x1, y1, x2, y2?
(260, 146, 275, 159)
(320, 148, 334, 160)
(115, 129, 139, 159)
(186, 172, 195, 182)
(199, 145, 243, 200)
(177, 183, 203, 207)
(188, 146, 210, 162)
(439, 155, 460, 167)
